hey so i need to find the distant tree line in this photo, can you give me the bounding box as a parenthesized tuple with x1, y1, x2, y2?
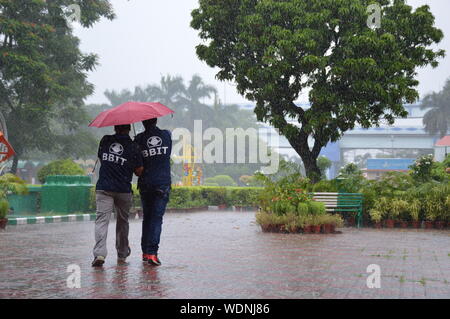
(422, 78, 450, 138)
(90, 74, 264, 183)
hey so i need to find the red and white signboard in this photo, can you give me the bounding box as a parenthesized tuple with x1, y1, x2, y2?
(0, 132, 15, 163)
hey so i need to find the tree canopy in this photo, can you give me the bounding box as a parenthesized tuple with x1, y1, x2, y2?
(191, 0, 445, 182)
(0, 0, 115, 172)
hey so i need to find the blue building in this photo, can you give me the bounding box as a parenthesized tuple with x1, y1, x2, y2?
(250, 103, 442, 179)
(365, 158, 415, 180)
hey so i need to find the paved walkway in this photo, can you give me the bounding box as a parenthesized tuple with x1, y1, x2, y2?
(0, 212, 449, 299)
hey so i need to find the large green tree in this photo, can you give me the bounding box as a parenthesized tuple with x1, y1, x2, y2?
(0, 0, 114, 172)
(422, 78, 450, 138)
(191, 0, 445, 182)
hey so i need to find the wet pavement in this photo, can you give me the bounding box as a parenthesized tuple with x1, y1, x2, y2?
(0, 211, 449, 299)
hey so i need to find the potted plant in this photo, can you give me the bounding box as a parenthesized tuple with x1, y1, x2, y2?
(331, 214, 344, 233)
(369, 209, 383, 229)
(319, 214, 342, 234)
(409, 199, 421, 229)
(384, 198, 399, 228)
(434, 194, 447, 230)
(302, 216, 313, 234)
(284, 220, 301, 234)
(423, 198, 436, 229)
(297, 202, 309, 216)
(310, 216, 321, 234)
(257, 211, 284, 233)
(370, 197, 391, 228)
(394, 199, 409, 228)
(320, 215, 332, 234)
(306, 201, 325, 233)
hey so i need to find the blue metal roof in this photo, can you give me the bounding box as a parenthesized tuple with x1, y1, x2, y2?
(367, 158, 415, 170)
(320, 142, 341, 162)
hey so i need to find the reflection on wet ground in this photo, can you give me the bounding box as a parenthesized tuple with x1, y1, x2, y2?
(1, 212, 449, 299)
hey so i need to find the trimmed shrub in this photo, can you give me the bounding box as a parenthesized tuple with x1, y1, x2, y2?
(285, 202, 297, 214)
(297, 202, 309, 216)
(308, 201, 326, 215)
(204, 175, 237, 187)
(228, 187, 262, 207)
(37, 159, 85, 184)
(168, 187, 192, 209)
(91, 186, 263, 211)
(312, 180, 338, 192)
(201, 187, 228, 206)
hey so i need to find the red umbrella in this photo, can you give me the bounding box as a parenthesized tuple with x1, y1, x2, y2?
(89, 101, 174, 128)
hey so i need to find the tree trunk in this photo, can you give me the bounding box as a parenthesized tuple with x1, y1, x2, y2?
(10, 155, 19, 175)
(285, 131, 322, 183)
(299, 151, 322, 183)
(268, 102, 324, 183)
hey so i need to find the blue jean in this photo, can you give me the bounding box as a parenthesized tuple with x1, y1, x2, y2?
(140, 185, 170, 255)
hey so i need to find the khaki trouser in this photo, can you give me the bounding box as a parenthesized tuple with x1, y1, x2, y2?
(93, 190, 133, 259)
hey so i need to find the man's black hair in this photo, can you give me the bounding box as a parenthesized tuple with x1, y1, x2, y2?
(114, 124, 131, 134)
(143, 118, 157, 130)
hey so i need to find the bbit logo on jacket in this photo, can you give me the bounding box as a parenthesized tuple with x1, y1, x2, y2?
(102, 142, 127, 166)
(109, 143, 124, 156)
(142, 136, 168, 158)
(147, 136, 163, 149)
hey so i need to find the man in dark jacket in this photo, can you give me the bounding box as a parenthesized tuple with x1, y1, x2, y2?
(134, 118, 172, 266)
(92, 124, 143, 267)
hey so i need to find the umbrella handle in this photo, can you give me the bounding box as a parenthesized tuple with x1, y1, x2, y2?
(133, 123, 137, 137)
(92, 159, 98, 174)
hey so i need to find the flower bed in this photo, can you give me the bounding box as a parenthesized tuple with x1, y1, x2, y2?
(256, 211, 343, 234)
(255, 174, 343, 234)
(368, 183, 450, 229)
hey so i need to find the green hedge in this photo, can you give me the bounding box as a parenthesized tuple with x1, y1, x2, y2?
(90, 186, 263, 211)
(168, 186, 262, 209)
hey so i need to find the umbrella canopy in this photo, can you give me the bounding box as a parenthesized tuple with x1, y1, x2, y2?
(89, 102, 174, 128)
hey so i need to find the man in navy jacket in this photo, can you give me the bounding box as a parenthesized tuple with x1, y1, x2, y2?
(92, 124, 143, 267)
(135, 118, 172, 266)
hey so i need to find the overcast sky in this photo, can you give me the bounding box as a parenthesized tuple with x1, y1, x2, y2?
(75, 0, 450, 106)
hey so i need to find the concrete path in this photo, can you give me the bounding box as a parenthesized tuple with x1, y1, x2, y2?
(0, 212, 449, 299)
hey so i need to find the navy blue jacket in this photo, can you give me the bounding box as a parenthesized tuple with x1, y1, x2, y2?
(96, 134, 143, 193)
(135, 127, 172, 187)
